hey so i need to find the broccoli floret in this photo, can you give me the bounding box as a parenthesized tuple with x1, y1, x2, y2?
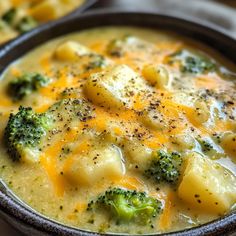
(2, 8, 17, 24)
(7, 73, 50, 101)
(85, 54, 107, 71)
(16, 16, 38, 33)
(87, 187, 162, 224)
(107, 38, 125, 57)
(2, 8, 37, 34)
(170, 50, 216, 74)
(4, 106, 51, 161)
(145, 150, 183, 184)
(182, 56, 215, 74)
(106, 35, 137, 57)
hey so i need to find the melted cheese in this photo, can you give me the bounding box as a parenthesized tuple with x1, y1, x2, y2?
(0, 26, 236, 235)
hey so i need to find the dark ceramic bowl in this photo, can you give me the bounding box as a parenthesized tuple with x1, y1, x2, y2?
(0, 10, 236, 236)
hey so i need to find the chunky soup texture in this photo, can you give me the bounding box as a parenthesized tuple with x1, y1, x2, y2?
(0, 27, 236, 234)
(0, 0, 84, 44)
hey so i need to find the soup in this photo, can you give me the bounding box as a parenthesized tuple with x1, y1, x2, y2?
(0, 0, 84, 44)
(0, 27, 236, 234)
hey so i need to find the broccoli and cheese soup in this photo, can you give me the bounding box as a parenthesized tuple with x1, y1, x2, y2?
(0, 27, 236, 234)
(0, 0, 84, 44)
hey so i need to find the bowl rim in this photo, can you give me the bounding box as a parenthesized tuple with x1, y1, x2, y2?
(0, 9, 236, 236)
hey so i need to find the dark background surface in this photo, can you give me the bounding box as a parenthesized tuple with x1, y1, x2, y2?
(91, 0, 236, 38)
(1, 0, 236, 235)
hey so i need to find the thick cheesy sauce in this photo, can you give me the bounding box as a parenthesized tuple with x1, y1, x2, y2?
(0, 27, 236, 234)
(0, 0, 84, 44)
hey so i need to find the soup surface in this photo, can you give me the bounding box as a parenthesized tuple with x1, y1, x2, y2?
(0, 27, 236, 234)
(0, 0, 84, 44)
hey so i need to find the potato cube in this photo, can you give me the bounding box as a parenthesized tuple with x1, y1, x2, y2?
(124, 141, 152, 171)
(169, 134, 196, 150)
(0, 21, 18, 44)
(0, 1, 10, 15)
(142, 64, 169, 88)
(63, 144, 125, 186)
(141, 109, 166, 130)
(178, 152, 236, 214)
(193, 100, 210, 124)
(30, 0, 60, 22)
(21, 147, 40, 164)
(220, 132, 236, 158)
(84, 64, 149, 109)
(54, 41, 89, 61)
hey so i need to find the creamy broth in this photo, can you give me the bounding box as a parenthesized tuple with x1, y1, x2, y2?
(0, 27, 236, 234)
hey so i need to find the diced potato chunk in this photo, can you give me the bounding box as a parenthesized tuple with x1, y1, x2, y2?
(84, 64, 149, 109)
(30, 0, 60, 22)
(63, 144, 125, 186)
(178, 152, 236, 214)
(142, 64, 169, 88)
(0, 1, 10, 15)
(54, 41, 89, 61)
(100, 121, 124, 144)
(60, 0, 81, 8)
(169, 134, 196, 150)
(193, 100, 210, 124)
(220, 132, 236, 158)
(124, 141, 152, 171)
(0, 21, 18, 44)
(21, 148, 40, 164)
(141, 109, 166, 130)
(171, 91, 194, 107)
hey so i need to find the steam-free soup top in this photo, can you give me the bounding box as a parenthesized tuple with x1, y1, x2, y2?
(0, 27, 236, 234)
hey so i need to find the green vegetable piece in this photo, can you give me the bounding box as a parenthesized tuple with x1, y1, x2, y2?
(182, 56, 215, 74)
(106, 35, 134, 57)
(7, 73, 49, 101)
(107, 38, 124, 57)
(171, 50, 216, 74)
(145, 150, 183, 184)
(16, 16, 38, 33)
(4, 106, 51, 161)
(0, 20, 6, 30)
(2, 8, 17, 24)
(85, 54, 107, 71)
(87, 187, 162, 224)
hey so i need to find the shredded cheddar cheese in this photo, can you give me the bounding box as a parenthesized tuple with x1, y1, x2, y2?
(0, 26, 236, 235)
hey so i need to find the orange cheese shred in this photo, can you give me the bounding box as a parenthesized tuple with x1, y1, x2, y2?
(40, 127, 80, 196)
(158, 190, 175, 231)
(114, 175, 145, 191)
